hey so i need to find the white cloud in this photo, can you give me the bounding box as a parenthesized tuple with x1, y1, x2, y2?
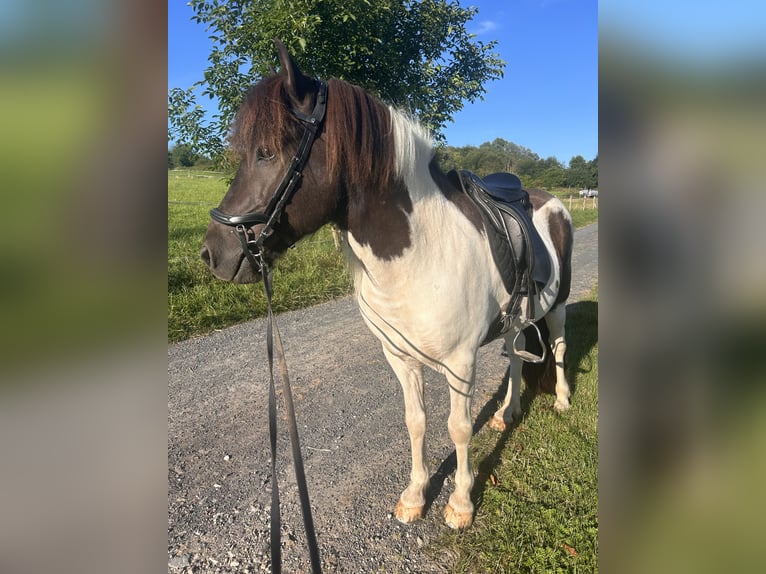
(472, 20, 499, 36)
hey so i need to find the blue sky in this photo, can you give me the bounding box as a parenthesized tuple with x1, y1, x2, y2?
(168, 0, 598, 164)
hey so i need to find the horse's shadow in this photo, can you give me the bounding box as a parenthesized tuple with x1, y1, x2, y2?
(423, 299, 598, 516)
(423, 367, 533, 516)
(562, 300, 599, 395)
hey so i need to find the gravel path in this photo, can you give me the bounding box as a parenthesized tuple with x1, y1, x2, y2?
(168, 223, 597, 573)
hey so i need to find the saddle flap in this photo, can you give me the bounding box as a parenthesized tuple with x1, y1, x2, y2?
(452, 169, 552, 305)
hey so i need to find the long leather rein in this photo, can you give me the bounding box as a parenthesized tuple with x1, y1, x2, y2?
(262, 256, 322, 573)
(209, 81, 327, 574)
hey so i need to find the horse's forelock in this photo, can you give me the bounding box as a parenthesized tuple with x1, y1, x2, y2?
(229, 75, 301, 157)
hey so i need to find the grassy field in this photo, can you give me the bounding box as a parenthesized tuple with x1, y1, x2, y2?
(428, 287, 599, 572)
(168, 173, 598, 342)
(568, 202, 599, 230)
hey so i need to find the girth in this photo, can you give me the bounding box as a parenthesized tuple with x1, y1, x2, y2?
(451, 169, 552, 335)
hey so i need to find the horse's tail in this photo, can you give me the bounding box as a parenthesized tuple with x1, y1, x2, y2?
(521, 319, 557, 394)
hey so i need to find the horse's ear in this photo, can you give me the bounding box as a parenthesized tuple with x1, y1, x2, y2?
(274, 38, 315, 106)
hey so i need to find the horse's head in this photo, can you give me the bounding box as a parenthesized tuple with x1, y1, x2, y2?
(200, 41, 341, 283)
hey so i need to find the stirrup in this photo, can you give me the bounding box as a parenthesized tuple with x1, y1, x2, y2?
(511, 321, 547, 364)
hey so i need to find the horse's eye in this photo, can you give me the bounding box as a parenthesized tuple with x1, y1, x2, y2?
(256, 146, 275, 162)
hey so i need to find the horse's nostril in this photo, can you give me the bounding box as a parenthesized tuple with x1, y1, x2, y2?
(200, 245, 212, 268)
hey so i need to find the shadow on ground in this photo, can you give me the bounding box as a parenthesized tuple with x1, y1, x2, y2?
(423, 299, 599, 516)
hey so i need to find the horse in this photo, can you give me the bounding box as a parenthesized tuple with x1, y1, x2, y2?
(200, 40, 573, 530)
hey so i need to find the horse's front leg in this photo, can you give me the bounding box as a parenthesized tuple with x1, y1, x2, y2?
(382, 345, 429, 523)
(443, 356, 476, 529)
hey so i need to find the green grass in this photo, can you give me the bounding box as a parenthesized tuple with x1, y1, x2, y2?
(428, 288, 599, 573)
(569, 207, 599, 229)
(168, 176, 598, 342)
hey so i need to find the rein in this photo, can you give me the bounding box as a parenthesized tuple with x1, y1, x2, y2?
(261, 255, 322, 574)
(208, 81, 327, 573)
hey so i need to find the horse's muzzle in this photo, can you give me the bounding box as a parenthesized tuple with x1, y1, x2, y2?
(199, 240, 263, 284)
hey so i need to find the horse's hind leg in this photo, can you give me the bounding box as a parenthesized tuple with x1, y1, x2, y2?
(546, 303, 571, 411)
(381, 345, 429, 523)
(489, 331, 524, 432)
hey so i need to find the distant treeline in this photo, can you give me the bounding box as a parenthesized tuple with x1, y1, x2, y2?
(437, 138, 598, 190)
(168, 144, 216, 170)
(169, 138, 597, 190)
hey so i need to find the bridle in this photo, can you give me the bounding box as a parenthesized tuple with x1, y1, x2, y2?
(208, 79, 327, 574)
(209, 79, 328, 274)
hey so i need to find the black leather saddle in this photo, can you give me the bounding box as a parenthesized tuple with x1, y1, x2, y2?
(449, 169, 552, 325)
(481, 172, 528, 203)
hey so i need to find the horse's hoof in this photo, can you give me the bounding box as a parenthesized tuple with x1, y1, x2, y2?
(394, 500, 424, 523)
(488, 416, 507, 432)
(554, 397, 570, 412)
(444, 503, 473, 529)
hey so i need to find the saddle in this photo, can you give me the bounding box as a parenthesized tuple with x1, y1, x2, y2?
(449, 169, 552, 332)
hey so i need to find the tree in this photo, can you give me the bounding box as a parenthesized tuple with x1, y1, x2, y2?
(436, 138, 541, 177)
(436, 138, 596, 190)
(567, 155, 590, 189)
(537, 157, 566, 188)
(587, 155, 598, 189)
(514, 156, 539, 186)
(168, 0, 505, 162)
(170, 144, 198, 168)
